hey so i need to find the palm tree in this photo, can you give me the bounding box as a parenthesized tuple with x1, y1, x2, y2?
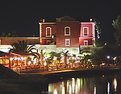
(112, 15, 121, 46)
(62, 50, 69, 68)
(40, 50, 46, 66)
(9, 40, 37, 54)
(9, 41, 38, 66)
(49, 51, 61, 63)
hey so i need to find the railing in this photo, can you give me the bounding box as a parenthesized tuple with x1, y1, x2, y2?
(12, 63, 120, 74)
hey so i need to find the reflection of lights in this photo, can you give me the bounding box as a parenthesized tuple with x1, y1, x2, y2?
(94, 86, 96, 94)
(77, 78, 80, 90)
(54, 89, 58, 94)
(67, 80, 69, 91)
(62, 86, 65, 94)
(75, 84, 78, 94)
(113, 78, 117, 92)
(72, 78, 75, 93)
(107, 82, 110, 94)
(80, 78, 83, 88)
(69, 85, 72, 94)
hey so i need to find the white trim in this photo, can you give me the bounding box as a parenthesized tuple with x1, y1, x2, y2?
(83, 27, 89, 36)
(92, 23, 95, 39)
(39, 22, 56, 24)
(39, 23, 42, 43)
(65, 39, 70, 47)
(46, 27, 52, 37)
(84, 40, 88, 45)
(80, 22, 95, 24)
(64, 26, 71, 36)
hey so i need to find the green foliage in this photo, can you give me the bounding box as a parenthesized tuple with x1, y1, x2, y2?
(94, 19, 101, 38)
(69, 57, 75, 64)
(80, 47, 92, 54)
(46, 57, 52, 65)
(9, 40, 37, 54)
(90, 47, 105, 64)
(49, 51, 61, 62)
(0, 32, 17, 37)
(112, 15, 121, 45)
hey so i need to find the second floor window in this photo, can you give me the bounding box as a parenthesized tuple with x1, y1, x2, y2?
(65, 39, 70, 47)
(64, 26, 70, 36)
(83, 27, 89, 36)
(84, 40, 88, 46)
(46, 27, 51, 37)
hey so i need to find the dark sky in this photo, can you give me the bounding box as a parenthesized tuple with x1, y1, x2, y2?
(0, 0, 121, 42)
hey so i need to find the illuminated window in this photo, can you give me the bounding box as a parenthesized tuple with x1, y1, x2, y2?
(46, 27, 51, 37)
(65, 39, 70, 46)
(64, 26, 70, 36)
(83, 27, 89, 36)
(84, 40, 88, 45)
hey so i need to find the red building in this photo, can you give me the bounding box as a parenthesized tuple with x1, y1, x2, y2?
(79, 22, 95, 47)
(39, 16, 95, 48)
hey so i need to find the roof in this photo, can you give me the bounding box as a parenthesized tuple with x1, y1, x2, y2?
(56, 16, 76, 22)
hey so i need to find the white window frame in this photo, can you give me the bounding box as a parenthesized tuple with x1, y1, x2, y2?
(65, 39, 70, 47)
(83, 27, 89, 36)
(64, 26, 71, 36)
(84, 40, 88, 45)
(46, 27, 52, 37)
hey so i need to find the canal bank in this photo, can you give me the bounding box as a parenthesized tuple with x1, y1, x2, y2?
(21, 66, 121, 83)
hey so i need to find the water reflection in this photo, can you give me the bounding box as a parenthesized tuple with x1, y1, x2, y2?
(48, 75, 120, 94)
(113, 78, 117, 92)
(107, 82, 110, 94)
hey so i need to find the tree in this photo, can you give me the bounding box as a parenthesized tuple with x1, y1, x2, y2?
(112, 15, 121, 46)
(9, 40, 37, 54)
(93, 19, 103, 46)
(62, 50, 69, 68)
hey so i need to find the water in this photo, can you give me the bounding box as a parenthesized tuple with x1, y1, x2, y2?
(47, 73, 121, 94)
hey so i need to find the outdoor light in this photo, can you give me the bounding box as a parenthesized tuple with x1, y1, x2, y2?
(52, 34, 54, 39)
(113, 57, 116, 61)
(107, 56, 110, 59)
(10, 57, 13, 61)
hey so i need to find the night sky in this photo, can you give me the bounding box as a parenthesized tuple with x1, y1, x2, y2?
(0, 0, 121, 42)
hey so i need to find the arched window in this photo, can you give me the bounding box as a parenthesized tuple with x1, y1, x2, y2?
(83, 27, 89, 36)
(64, 26, 70, 36)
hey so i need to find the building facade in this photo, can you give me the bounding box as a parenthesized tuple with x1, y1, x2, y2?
(39, 16, 95, 48)
(79, 22, 95, 47)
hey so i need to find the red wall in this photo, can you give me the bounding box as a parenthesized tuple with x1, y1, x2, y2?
(40, 23, 56, 45)
(56, 21, 80, 47)
(79, 22, 95, 46)
(39, 21, 95, 47)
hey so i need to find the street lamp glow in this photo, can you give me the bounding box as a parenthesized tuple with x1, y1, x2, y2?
(107, 56, 110, 59)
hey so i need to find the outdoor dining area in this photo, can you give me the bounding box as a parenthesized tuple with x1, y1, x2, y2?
(0, 51, 41, 73)
(0, 50, 119, 74)
(0, 50, 82, 73)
